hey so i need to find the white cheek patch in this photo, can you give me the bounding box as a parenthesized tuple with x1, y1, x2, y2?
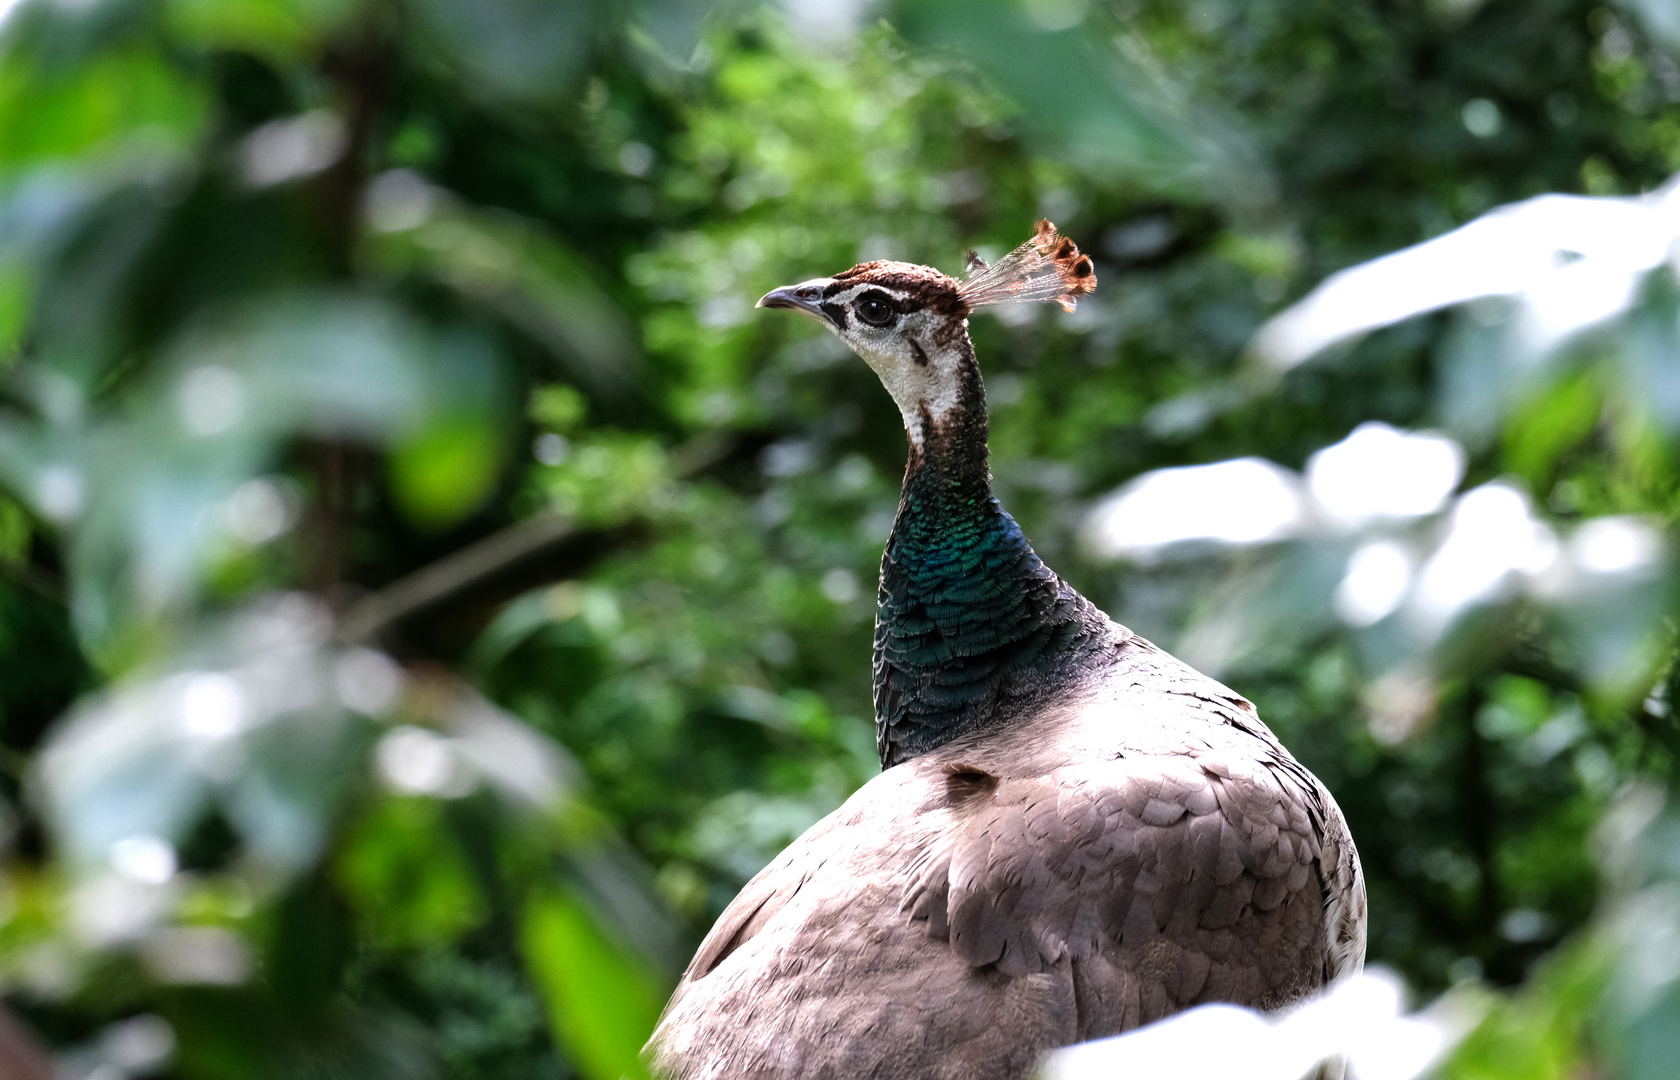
(843, 311, 965, 447)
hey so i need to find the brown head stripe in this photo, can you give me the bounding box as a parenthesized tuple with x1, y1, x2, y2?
(825, 260, 969, 317)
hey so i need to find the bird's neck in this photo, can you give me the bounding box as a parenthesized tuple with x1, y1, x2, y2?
(874, 339, 1110, 769)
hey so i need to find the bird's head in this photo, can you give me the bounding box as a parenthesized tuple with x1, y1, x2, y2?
(758, 221, 1095, 445)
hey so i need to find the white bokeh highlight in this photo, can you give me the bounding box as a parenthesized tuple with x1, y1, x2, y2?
(110, 835, 177, 885)
(99, 1014, 177, 1073)
(35, 462, 84, 522)
(222, 478, 292, 545)
(1253, 179, 1680, 368)
(1334, 541, 1413, 628)
(1307, 423, 1464, 527)
(1568, 516, 1662, 576)
(239, 110, 347, 188)
(1038, 969, 1460, 1080)
(363, 169, 438, 234)
(1411, 483, 1558, 630)
(1084, 424, 1464, 560)
(178, 673, 245, 739)
(177, 365, 245, 436)
(335, 648, 404, 715)
(139, 927, 253, 986)
(1083, 421, 1665, 646)
(1083, 458, 1305, 559)
(375, 725, 474, 798)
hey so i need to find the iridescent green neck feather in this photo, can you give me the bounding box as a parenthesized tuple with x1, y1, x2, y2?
(873, 343, 1111, 768)
(752, 225, 1106, 769)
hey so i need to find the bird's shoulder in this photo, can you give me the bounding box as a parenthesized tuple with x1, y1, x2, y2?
(898, 647, 1341, 990)
(650, 636, 1366, 1075)
(673, 631, 1357, 988)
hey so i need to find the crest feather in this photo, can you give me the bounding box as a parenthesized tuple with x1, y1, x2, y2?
(957, 220, 1096, 313)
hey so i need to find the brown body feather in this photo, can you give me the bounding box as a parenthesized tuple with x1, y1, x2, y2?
(650, 632, 1365, 1080)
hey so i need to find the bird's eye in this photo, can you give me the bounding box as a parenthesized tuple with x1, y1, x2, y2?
(856, 295, 897, 327)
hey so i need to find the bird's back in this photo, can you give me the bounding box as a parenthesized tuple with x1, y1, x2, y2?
(649, 628, 1365, 1080)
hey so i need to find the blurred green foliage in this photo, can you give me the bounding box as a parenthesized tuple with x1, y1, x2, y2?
(2, 0, 1680, 1077)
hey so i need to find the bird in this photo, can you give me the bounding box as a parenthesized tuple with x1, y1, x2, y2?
(647, 221, 1366, 1080)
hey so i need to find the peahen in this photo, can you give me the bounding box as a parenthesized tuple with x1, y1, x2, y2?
(648, 222, 1366, 1080)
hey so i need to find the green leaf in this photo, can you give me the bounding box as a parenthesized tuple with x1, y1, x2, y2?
(0, 495, 29, 565)
(1441, 936, 1610, 1080)
(404, 0, 593, 105)
(0, 49, 208, 170)
(530, 383, 588, 433)
(1503, 370, 1600, 490)
(336, 796, 488, 948)
(890, 0, 1260, 206)
(389, 414, 504, 529)
(0, 260, 32, 359)
(363, 205, 637, 401)
(163, 0, 363, 63)
(520, 888, 666, 1080)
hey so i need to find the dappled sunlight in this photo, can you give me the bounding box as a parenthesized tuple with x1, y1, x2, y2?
(1566, 515, 1665, 577)
(1410, 483, 1558, 634)
(1085, 422, 1468, 564)
(1084, 431, 1669, 701)
(1254, 181, 1680, 369)
(1039, 968, 1467, 1080)
(32, 595, 573, 961)
(1082, 457, 1305, 558)
(1333, 540, 1413, 628)
(1306, 423, 1465, 528)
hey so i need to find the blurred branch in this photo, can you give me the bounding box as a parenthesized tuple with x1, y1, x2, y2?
(304, 440, 358, 603)
(338, 431, 749, 655)
(1502, 651, 1680, 770)
(319, 28, 385, 275)
(340, 512, 616, 649)
(0, 558, 63, 607)
(1454, 683, 1504, 959)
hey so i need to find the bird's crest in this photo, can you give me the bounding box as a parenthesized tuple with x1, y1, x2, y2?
(957, 220, 1096, 313)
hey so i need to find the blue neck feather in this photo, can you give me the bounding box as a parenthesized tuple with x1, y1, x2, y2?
(872, 350, 1109, 768)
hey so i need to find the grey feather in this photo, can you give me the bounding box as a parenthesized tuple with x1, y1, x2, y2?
(649, 636, 1366, 1079)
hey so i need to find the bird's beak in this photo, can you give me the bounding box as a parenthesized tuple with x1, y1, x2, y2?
(757, 281, 833, 326)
